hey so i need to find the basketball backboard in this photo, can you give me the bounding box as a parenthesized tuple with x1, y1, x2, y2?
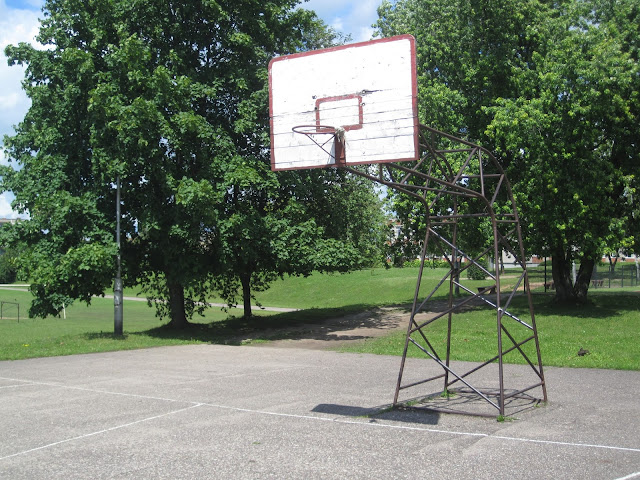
(269, 35, 419, 171)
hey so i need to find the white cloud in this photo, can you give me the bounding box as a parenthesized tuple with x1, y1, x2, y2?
(301, 0, 380, 43)
(300, 0, 347, 18)
(0, 193, 18, 219)
(0, 0, 41, 219)
(345, 0, 380, 42)
(0, 2, 41, 138)
(329, 17, 344, 32)
(355, 26, 375, 43)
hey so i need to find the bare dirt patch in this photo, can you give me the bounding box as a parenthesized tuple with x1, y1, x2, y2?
(245, 292, 511, 350)
(247, 303, 453, 350)
(246, 307, 406, 350)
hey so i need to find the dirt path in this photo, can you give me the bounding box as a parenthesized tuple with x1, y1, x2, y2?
(249, 303, 454, 350)
(248, 293, 508, 350)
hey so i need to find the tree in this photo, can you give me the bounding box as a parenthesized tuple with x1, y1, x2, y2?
(485, 0, 640, 301)
(214, 168, 386, 317)
(375, 0, 542, 138)
(375, 0, 639, 302)
(0, 248, 18, 284)
(1, 0, 379, 326)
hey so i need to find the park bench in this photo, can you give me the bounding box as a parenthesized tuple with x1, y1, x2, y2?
(591, 279, 604, 288)
(477, 285, 497, 294)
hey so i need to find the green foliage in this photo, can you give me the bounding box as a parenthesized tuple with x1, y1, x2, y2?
(484, 0, 640, 301)
(213, 152, 386, 318)
(2, 0, 383, 325)
(401, 259, 422, 268)
(466, 261, 487, 281)
(0, 250, 18, 284)
(375, 0, 640, 303)
(395, 258, 450, 269)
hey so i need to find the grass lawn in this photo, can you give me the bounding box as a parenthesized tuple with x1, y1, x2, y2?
(0, 289, 276, 360)
(339, 291, 640, 370)
(1, 268, 639, 370)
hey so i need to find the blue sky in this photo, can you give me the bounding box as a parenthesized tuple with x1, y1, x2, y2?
(0, 0, 381, 218)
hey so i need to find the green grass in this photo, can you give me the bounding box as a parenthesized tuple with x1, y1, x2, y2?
(339, 291, 640, 370)
(1, 268, 639, 370)
(118, 268, 443, 309)
(249, 266, 516, 309)
(0, 288, 278, 360)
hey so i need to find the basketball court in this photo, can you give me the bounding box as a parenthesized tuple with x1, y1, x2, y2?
(1, 345, 639, 479)
(1, 33, 636, 480)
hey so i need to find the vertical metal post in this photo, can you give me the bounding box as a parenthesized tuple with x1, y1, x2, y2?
(492, 217, 505, 416)
(114, 176, 123, 336)
(394, 225, 431, 406)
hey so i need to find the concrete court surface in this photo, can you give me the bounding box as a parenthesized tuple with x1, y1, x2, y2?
(0, 344, 638, 479)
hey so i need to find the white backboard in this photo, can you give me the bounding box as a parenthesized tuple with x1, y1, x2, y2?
(269, 35, 419, 171)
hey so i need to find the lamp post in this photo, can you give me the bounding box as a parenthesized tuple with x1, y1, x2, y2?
(114, 176, 123, 336)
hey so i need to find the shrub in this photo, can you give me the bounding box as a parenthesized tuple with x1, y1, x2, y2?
(466, 260, 487, 280)
(0, 253, 17, 284)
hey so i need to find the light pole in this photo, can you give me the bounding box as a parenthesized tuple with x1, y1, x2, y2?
(114, 175, 123, 336)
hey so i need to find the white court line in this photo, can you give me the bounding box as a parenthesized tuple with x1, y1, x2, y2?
(0, 404, 203, 461)
(1, 376, 640, 459)
(615, 473, 640, 480)
(0, 383, 37, 389)
(199, 401, 640, 454)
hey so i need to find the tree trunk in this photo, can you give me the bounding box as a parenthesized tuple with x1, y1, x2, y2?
(551, 248, 575, 302)
(167, 281, 189, 328)
(241, 273, 252, 318)
(574, 256, 595, 301)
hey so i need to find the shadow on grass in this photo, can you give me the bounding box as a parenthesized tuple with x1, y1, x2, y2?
(88, 292, 639, 347)
(138, 304, 405, 345)
(410, 291, 640, 321)
(525, 292, 640, 319)
(84, 332, 130, 340)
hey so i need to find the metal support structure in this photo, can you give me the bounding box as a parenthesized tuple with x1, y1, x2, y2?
(345, 125, 547, 417)
(114, 176, 123, 336)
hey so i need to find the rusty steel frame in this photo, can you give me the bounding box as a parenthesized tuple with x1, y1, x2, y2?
(344, 124, 547, 417)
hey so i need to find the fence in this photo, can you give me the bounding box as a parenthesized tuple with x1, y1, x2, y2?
(515, 262, 639, 291)
(591, 263, 639, 289)
(1, 300, 20, 322)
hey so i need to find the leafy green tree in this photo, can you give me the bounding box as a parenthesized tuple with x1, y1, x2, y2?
(374, 0, 545, 273)
(375, 0, 639, 302)
(1, 0, 376, 326)
(375, 0, 541, 137)
(0, 247, 18, 284)
(485, 0, 640, 301)
(215, 168, 386, 317)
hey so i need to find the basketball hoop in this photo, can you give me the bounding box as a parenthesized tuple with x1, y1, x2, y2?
(291, 125, 346, 165)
